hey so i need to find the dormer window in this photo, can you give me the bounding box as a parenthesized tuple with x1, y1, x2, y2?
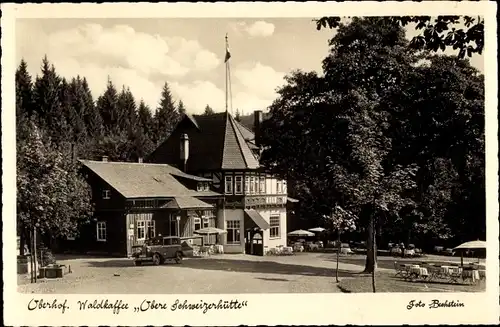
(204, 182, 210, 191)
(102, 189, 111, 200)
(197, 183, 203, 192)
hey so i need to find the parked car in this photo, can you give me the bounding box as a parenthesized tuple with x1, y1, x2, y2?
(132, 236, 184, 266)
(390, 245, 402, 256)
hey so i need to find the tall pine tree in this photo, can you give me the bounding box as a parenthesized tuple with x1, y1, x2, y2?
(96, 78, 120, 136)
(32, 56, 68, 146)
(154, 82, 180, 145)
(16, 59, 34, 143)
(81, 77, 103, 138)
(203, 104, 215, 115)
(177, 99, 186, 116)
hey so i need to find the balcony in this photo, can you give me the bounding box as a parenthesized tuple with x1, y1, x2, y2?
(244, 194, 287, 208)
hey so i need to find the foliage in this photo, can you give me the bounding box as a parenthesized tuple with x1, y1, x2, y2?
(177, 100, 186, 115)
(260, 17, 485, 277)
(203, 104, 215, 115)
(315, 16, 484, 58)
(154, 82, 181, 145)
(17, 120, 93, 240)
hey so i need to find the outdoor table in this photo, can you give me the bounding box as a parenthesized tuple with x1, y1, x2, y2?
(409, 266, 428, 279)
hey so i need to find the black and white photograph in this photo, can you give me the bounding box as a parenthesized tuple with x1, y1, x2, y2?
(2, 2, 498, 326)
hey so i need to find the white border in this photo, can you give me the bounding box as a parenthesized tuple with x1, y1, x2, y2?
(2, 2, 498, 325)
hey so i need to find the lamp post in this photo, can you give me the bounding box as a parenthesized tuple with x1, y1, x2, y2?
(176, 216, 181, 236)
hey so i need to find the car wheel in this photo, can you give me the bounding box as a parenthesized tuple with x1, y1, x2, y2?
(134, 261, 142, 266)
(175, 251, 183, 264)
(152, 253, 162, 265)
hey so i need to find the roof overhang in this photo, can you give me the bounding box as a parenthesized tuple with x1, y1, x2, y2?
(287, 197, 299, 203)
(244, 209, 271, 230)
(162, 196, 214, 210)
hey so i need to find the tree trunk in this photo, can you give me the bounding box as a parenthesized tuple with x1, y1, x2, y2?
(336, 231, 341, 283)
(29, 229, 34, 283)
(33, 227, 38, 283)
(371, 217, 377, 293)
(363, 215, 377, 273)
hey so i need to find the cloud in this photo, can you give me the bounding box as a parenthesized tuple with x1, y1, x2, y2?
(230, 21, 275, 38)
(234, 62, 285, 100)
(170, 80, 225, 114)
(16, 22, 225, 112)
(245, 21, 275, 37)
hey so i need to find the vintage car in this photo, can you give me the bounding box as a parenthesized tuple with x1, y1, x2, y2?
(131, 236, 184, 266)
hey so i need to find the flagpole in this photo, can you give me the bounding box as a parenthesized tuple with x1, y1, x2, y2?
(225, 34, 228, 113)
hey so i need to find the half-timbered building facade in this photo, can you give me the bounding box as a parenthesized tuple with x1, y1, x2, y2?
(147, 110, 291, 255)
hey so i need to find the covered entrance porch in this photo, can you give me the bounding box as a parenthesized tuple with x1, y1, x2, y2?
(126, 196, 218, 256)
(244, 209, 270, 256)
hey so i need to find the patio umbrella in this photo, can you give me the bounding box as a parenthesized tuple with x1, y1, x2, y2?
(288, 229, 315, 237)
(453, 240, 486, 266)
(194, 227, 227, 235)
(308, 227, 326, 233)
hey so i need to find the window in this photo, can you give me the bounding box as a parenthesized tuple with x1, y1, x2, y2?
(277, 181, 283, 194)
(102, 190, 111, 200)
(270, 216, 280, 238)
(254, 177, 259, 194)
(225, 175, 233, 194)
(197, 183, 203, 192)
(96, 221, 107, 241)
(137, 221, 146, 240)
(204, 182, 210, 191)
(283, 181, 287, 194)
(146, 220, 156, 239)
(226, 220, 241, 244)
(203, 210, 215, 218)
(194, 217, 202, 230)
(235, 176, 243, 194)
(259, 176, 266, 194)
(249, 176, 255, 194)
(203, 218, 209, 228)
(244, 176, 250, 194)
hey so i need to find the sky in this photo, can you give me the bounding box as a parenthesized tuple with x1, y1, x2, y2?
(16, 18, 484, 116)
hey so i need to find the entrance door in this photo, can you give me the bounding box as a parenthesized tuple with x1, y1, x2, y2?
(251, 232, 264, 256)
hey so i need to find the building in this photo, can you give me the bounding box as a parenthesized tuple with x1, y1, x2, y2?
(60, 158, 223, 257)
(147, 110, 292, 255)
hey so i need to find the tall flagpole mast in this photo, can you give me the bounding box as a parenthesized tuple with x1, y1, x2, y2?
(225, 34, 233, 115)
(225, 34, 228, 113)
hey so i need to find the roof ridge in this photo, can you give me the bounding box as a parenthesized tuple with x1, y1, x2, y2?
(79, 159, 177, 168)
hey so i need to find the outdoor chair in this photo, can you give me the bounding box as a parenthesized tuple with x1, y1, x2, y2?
(461, 267, 480, 284)
(394, 262, 410, 279)
(448, 267, 463, 284)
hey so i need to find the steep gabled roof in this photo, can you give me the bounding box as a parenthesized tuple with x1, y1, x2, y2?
(80, 160, 220, 199)
(148, 111, 260, 171)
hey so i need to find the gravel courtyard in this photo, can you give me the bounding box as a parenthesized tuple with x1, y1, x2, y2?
(17, 253, 484, 294)
(18, 253, 358, 294)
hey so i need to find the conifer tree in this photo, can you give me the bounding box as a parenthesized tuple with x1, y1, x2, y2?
(16, 59, 34, 143)
(154, 82, 180, 144)
(81, 77, 103, 138)
(96, 78, 120, 135)
(203, 104, 215, 115)
(32, 56, 68, 145)
(177, 100, 186, 116)
(117, 86, 137, 134)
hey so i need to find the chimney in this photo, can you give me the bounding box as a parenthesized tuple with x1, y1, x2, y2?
(254, 110, 263, 147)
(179, 133, 189, 171)
(138, 157, 143, 163)
(102, 156, 108, 162)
